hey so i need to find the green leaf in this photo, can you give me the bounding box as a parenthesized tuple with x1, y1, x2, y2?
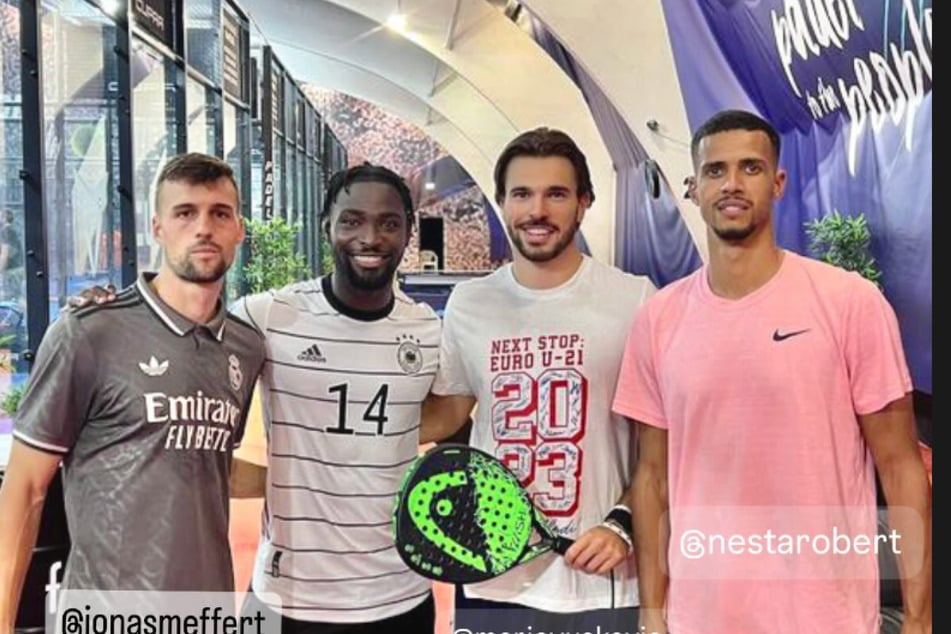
(320, 234, 335, 275)
(243, 217, 311, 293)
(1, 384, 25, 416)
(804, 211, 883, 291)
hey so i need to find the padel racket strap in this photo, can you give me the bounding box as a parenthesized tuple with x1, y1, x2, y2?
(552, 536, 574, 555)
(517, 536, 574, 567)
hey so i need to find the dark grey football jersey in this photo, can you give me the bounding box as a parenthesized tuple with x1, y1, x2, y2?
(13, 273, 265, 591)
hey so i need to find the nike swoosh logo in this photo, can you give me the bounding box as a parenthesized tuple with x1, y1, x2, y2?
(773, 328, 811, 342)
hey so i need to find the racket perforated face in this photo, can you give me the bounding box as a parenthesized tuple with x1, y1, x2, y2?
(393, 444, 535, 583)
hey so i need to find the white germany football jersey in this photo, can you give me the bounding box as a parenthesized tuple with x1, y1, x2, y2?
(232, 276, 441, 623)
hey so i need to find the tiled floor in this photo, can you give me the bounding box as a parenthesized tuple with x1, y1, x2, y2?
(229, 392, 453, 633)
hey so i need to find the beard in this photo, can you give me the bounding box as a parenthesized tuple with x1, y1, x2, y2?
(509, 218, 581, 263)
(713, 221, 757, 242)
(333, 248, 400, 291)
(168, 247, 230, 284)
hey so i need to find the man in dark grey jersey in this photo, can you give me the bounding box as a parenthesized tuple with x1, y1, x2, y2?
(0, 153, 265, 630)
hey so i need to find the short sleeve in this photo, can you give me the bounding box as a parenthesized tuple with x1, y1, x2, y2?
(224, 299, 267, 449)
(13, 314, 96, 453)
(229, 292, 273, 335)
(430, 292, 473, 397)
(843, 278, 912, 415)
(612, 306, 668, 429)
(231, 397, 253, 449)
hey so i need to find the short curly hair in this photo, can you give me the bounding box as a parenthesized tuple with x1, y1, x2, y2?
(321, 163, 415, 228)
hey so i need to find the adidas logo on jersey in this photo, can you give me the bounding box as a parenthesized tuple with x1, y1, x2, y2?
(139, 356, 169, 377)
(297, 344, 326, 363)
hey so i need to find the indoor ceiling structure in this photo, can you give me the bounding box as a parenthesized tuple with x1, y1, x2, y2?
(239, 0, 705, 263)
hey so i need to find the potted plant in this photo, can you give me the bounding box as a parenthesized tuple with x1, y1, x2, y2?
(803, 211, 883, 288)
(0, 332, 22, 426)
(243, 217, 310, 293)
(1, 382, 24, 418)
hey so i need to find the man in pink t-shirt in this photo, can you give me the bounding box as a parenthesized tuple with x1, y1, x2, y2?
(612, 110, 932, 634)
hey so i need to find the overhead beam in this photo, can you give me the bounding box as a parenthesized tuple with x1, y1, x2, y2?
(445, 0, 463, 49)
(429, 64, 458, 98)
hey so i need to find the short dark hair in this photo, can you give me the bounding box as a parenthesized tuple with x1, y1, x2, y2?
(155, 153, 239, 210)
(493, 127, 594, 205)
(690, 109, 781, 166)
(321, 163, 415, 228)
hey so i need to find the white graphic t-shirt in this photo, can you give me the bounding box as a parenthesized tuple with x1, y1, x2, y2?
(432, 256, 654, 612)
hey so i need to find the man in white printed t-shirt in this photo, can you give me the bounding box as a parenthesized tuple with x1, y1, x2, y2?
(421, 128, 655, 631)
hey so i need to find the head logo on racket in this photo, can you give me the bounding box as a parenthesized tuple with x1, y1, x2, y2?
(393, 444, 573, 584)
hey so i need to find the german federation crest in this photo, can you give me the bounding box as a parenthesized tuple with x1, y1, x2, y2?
(397, 335, 423, 375)
(228, 354, 243, 391)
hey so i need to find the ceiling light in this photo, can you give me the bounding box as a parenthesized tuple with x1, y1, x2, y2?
(100, 0, 121, 17)
(387, 12, 407, 32)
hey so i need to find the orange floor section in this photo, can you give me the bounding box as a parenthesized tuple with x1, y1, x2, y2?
(228, 391, 453, 633)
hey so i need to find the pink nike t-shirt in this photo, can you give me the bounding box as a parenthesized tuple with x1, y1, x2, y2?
(613, 251, 912, 634)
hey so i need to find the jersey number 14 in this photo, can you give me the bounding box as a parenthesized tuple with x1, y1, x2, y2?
(326, 383, 390, 435)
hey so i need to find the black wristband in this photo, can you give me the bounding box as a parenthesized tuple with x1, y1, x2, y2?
(604, 505, 632, 535)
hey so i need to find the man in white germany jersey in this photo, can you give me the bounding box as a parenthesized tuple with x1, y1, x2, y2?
(233, 164, 440, 633)
(420, 128, 654, 631)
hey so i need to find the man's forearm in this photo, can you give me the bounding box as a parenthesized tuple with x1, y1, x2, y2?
(858, 396, 932, 628)
(632, 465, 669, 610)
(880, 457, 932, 623)
(0, 481, 48, 632)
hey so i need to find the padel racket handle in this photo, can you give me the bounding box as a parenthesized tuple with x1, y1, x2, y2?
(553, 536, 575, 555)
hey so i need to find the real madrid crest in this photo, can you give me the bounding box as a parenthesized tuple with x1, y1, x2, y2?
(396, 335, 423, 375)
(228, 354, 243, 391)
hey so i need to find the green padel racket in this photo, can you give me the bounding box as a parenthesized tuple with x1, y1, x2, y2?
(392, 443, 574, 584)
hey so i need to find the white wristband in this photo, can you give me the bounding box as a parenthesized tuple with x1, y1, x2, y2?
(601, 519, 634, 553)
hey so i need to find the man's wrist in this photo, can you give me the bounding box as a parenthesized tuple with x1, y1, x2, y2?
(604, 504, 632, 535)
(600, 519, 633, 553)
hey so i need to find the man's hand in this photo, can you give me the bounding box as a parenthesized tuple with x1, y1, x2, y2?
(562, 525, 630, 575)
(66, 284, 116, 309)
